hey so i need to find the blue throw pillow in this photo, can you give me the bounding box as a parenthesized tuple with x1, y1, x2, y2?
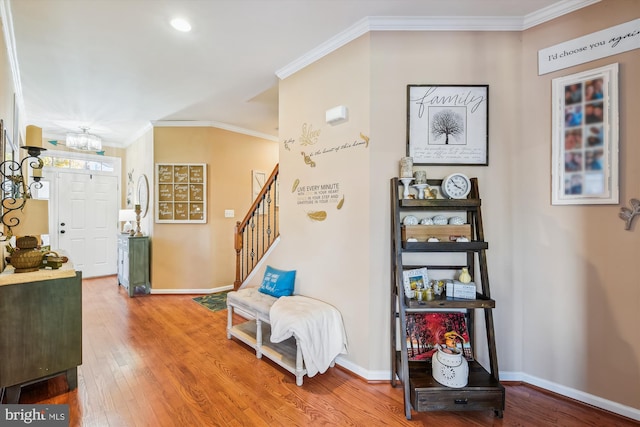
(258, 266, 296, 297)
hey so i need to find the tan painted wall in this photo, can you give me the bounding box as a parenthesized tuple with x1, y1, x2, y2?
(368, 30, 522, 373)
(264, 34, 373, 370)
(275, 30, 522, 376)
(123, 128, 154, 235)
(274, 0, 639, 413)
(519, 0, 640, 410)
(152, 126, 278, 290)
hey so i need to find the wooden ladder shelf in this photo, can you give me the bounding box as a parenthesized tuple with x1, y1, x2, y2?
(390, 177, 505, 419)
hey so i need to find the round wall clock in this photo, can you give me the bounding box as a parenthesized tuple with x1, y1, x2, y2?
(441, 173, 471, 199)
(137, 174, 149, 218)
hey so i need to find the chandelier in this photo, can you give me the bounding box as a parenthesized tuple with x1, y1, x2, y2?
(66, 127, 102, 151)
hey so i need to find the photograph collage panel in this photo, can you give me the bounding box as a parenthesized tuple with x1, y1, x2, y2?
(563, 78, 605, 196)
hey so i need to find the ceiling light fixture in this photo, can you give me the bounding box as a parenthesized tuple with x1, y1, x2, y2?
(170, 18, 191, 32)
(66, 127, 102, 151)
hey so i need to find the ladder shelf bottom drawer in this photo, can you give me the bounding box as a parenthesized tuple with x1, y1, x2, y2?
(412, 388, 504, 412)
(408, 360, 505, 413)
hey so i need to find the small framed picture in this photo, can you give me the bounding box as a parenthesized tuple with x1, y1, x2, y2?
(402, 267, 429, 297)
(551, 63, 619, 205)
(407, 85, 489, 166)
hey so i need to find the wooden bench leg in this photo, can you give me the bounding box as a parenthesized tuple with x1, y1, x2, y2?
(256, 318, 263, 359)
(226, 303, 233, 339)
(295, 340, 304, 386)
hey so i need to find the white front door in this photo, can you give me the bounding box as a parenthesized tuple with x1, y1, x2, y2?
(53, 171, 118, 278)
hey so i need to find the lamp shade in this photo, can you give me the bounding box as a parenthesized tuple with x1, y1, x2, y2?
(6, 199, 49, 237)
(119, 209, 136, 222)
(25, 125, 43, 149)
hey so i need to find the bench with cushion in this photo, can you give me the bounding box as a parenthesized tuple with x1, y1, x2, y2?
(226, 287, 306, 385)
(226, 266, 347, 386)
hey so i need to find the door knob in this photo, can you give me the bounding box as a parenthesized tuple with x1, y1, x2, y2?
(60, 230, 66, 234)
(60, 222, 66, 226)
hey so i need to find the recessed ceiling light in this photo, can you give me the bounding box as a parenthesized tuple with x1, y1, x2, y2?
(170, 18, 191, 32)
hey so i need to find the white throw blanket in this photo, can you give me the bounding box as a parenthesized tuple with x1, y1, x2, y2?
(269, 295, 348, 377)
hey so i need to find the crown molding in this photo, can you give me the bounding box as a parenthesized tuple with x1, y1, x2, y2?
(367, 15, 525, 31)
(276, 0, 600, 80)
(523, 0, 601, 29)
(151, 120, 278, 142)
(125, 122, 153, 147)
(276, 17, 371, 80)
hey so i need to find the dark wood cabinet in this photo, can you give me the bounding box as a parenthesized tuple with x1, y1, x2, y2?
(117, 234, 150, 297)
(0, 268, 82, 403)
(390, 177, 504, 419)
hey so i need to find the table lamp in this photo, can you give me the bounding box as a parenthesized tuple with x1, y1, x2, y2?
(119, 209, 136, 234)
(6, 199, 49, 273)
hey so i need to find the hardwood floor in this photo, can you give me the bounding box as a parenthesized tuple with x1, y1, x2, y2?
(14, 276, 639, 426)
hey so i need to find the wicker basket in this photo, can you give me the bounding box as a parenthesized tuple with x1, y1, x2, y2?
(43, 251, 65, 269)
(10, 249, 44, 273)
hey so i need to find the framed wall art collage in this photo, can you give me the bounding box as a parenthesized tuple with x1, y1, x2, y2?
(155, 163, 207, 223)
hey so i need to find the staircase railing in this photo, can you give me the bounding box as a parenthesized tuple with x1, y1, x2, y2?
(234, 164, 279, 289)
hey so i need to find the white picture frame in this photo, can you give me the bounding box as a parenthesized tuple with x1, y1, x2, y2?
(551, 63, 619, 205)
(407, 85, 489, 166)
(402, 267, 429, 298)
(252, 170, 266, 200)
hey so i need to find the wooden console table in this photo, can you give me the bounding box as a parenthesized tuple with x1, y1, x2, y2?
(0, 263, 82, 403)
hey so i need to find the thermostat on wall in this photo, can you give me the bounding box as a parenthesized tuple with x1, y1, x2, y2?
(326, 106, 348, 125)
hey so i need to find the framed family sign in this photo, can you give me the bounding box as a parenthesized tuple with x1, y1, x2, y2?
(155, 163, 207, 223)
(551, 63, 619, 205)
(407, 84, 489, 165)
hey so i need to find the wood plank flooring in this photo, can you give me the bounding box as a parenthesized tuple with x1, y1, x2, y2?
(13, 276, 639, 426)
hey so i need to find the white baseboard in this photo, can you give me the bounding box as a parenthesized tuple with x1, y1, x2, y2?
(149, 236, 282, 294)
(349, 365, 640, 421)
(150, 284, 233, 295)
(335, 357, 391, 382)
(505, 371, 640, 421)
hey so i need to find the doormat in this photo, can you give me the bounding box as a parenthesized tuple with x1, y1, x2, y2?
(193, 291, 230, 313)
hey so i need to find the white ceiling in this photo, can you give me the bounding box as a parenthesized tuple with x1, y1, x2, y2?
(2, 0, 597, 147)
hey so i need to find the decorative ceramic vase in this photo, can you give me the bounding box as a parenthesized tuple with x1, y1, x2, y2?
(459, 267, 472, 283)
